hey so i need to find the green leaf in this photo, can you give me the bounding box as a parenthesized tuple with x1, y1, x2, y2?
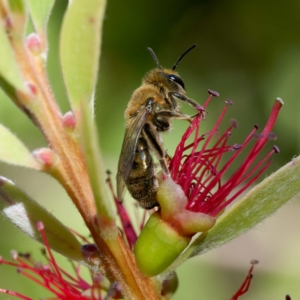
(0, 75, 20, 103)
(0, 20, 26, 93)
(60, 0, 107, 113)
(0, 124, 42, 170)
(187, 155, 300, 258)
(0, 177, 83, 262)
(28, 0, 55, 33)
(81, 102, 117, 228)
(60, 0, 115, 233)
(7, 0, 26, 13)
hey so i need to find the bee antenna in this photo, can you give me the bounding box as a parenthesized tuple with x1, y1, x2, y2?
(147, 47, 163, 70)
(172, 44, 197, 70)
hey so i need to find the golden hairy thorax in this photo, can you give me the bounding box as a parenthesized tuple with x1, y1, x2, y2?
(125, 68, 185, 125)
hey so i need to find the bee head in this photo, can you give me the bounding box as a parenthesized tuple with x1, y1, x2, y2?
(161, 69, 185, 89)
(145, 45, 196, 92)
(142, 68, 185, 93)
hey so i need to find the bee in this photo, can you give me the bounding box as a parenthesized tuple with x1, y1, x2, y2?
(117, 45, 200, 209)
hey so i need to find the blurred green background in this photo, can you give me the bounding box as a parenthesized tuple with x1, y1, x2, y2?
(0, 0, 300, 299)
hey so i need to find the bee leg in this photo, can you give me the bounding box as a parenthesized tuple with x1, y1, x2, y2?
(160, 100, 207, 121)
(142, 123, 170, 176)
(170, 92, 200, 109)
(155, 110, 193, 122)
(159, 159, 169, 176)
(165, 151, 172, 162)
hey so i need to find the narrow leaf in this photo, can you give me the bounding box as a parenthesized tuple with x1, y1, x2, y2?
(0, 75, 20, 103)
(0, 124, 42, 169)
(0, 19, 26, 93)
(60, 0, 106, 113)
(28, 0, 55, 33)
(81, 103, 116, 228)
(0, 177, 83, 262)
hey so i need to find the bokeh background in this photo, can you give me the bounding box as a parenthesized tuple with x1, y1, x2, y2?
(0, 0, 300, 299)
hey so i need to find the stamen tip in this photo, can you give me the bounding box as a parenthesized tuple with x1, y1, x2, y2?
(276, 97, 284, 105)
(230, 144, 242, 151)
(252, 133, 261, 139)
(36, 221, 44, 231)
(225, 99, 233, 105)
(250, 259, 259, 265)
(267, 132, 277, 140)
(195, 105, 205, 111)
(10, 250, 18, 260)
(208, 89, 219, 97)
(230, 119, 238, 128)
(273, 145, 280, 153)
(254, 124, 259, 129)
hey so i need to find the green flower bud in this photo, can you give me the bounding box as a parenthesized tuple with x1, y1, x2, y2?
(134, 212, 190, 277)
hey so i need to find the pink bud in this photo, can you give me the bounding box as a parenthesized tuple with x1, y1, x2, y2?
(5, 17, 12, 30)
(32, 148, 56, 168)
(36, 221, 44, 231)
(26, 33, 42, 55)
(26, 82, 38, 96)
(62, 111, 76, 130)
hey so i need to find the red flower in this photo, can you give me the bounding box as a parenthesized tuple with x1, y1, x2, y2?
(168, 90, 282, 217)
(134, 91, 282, 276)
(0, 222, 120, 300)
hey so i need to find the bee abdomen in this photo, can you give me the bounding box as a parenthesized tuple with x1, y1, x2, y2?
(126, 174, 158, 209)
(126, 137, 159, 209)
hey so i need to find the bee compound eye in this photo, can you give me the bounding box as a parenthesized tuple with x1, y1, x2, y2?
(168, 74, 185, 90)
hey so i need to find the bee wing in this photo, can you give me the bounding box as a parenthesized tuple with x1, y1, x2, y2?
(117, 100, 153, 201)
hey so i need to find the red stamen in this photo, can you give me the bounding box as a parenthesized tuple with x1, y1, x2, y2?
(231, 260, 258, 300)
(170, 96, 282, 216)
(106, 172, 137, 249)
(37, 222, 70, 294)
(170, 92, 216, 178)
(0, 288, 32, 300)
(0, 224, 105, 299)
